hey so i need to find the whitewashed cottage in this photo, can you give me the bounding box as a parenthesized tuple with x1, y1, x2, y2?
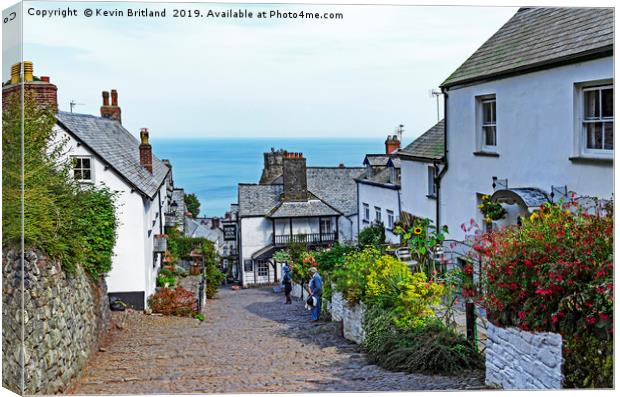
(356, 134, 403, 244)
(8, 64, 184, 309)
(237, 150, 363, 286)
(435, 7, 613, 256)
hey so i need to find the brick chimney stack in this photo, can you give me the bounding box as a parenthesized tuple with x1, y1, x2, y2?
(139, 128, 153, 173)
(100, 89, 122, 123)
(283, 152, 308, 201)
(385, 134, 400, 154)
(2, 62, 58, 113)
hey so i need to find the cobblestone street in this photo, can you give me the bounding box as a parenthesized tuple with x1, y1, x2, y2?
(68, 287, 484, 394)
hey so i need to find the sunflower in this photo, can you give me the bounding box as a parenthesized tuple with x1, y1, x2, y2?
(413, 227, 423, 235)
(529, 212, 539, 221)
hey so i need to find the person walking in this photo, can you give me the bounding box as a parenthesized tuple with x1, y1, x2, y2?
(282, 263, 292, 304)
(306, 267, 323, 322)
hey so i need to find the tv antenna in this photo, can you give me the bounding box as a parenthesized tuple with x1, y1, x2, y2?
(69, 100, 85, 113)
(429, 89, 442, 122)
(396, 124, 404, 142)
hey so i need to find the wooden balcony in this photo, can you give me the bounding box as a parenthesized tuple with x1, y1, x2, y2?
(274, 232, 336, 246)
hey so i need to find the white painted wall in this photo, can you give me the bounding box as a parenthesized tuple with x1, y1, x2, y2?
(442, 57, 614, 242)
(357, 182, 401, 244)
(400, 159, 437, 223)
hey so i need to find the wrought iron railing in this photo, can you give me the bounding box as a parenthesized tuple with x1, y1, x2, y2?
(274, 232, 336, 246)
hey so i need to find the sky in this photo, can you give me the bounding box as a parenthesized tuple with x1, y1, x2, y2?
(6, 1, 517, 141)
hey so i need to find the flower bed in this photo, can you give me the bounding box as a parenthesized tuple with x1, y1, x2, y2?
(473, 199, 613, 388)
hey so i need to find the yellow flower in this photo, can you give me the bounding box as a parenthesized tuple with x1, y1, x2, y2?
(413, 227, 423, 235)
(530, 212, 539, 221)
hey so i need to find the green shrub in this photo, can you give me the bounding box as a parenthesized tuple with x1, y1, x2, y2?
(331, 247, 382, 305)
(358, 221, 386, 248)
(2, 86, 117, 279)
(563, 334, 613, 388)
(362, 306, 483, 374)
(159, 268, 175, 278)
(156, 275, 177, 287)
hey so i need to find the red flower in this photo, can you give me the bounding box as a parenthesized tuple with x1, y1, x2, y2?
(586, 317, 597, 326)
(599, 313, 610, 322)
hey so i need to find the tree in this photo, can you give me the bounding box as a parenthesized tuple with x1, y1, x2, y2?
(184, 193, 200, 218)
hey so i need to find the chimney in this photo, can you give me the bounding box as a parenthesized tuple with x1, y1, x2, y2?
(2, 62, 58, 113)
(385, 134, 400, 154)
(211, 217, 220, 229)
(139, 128, 153, 173)
(283, 152, 308, 201)
(100, 89, 122, 123)
(259, 148, 285, 184)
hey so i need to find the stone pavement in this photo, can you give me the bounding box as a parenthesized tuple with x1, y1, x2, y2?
(67, 287, 484, 394)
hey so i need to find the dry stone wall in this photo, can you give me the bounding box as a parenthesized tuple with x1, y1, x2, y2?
(2, 248, 111, 395)
(485, 322, 563, 389)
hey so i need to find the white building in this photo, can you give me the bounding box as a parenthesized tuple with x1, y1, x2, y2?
(53, 88, 179, 309)
(398, 120, 445, 225)
(237, 150, 363, 286)
(356, 135, 403, 244)
(437, 7, 613, 251)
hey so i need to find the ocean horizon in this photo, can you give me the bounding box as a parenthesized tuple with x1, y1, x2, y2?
(151, 137, 385, 217)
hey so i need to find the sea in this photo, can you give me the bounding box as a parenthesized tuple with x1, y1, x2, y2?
(150, 138, 383, 217)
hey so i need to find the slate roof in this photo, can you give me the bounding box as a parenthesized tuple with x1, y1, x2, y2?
(238, 167, 364, 218)
(185, 217, 223, 242)
(56, 111, 169, 199)
(399, 120, 445, 161)
(442, 7, 614, 87)
(364, 154, 390, 167)
(238, 184, 283, 217)
(268, 199, 341, 218)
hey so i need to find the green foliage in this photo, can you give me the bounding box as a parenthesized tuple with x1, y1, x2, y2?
(194, 313, 205, 321)
(477, 194, 507, 223)
(358, 221, 386, 248)
(331, 247, 382, 305)
(394, 218, 448, 279)
(156, 274, 177, 288)
(2, 89, 117, 279)
(159, 268, 175, 278)
(184, 193, 200, 218)
(362, 306, 483, 375)
(563, 334, 613, 388)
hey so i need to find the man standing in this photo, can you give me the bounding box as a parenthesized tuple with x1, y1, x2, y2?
(307, 267, 323, 322)
(282, 263, 292, 304)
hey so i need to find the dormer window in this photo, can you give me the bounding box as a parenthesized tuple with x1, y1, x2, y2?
(389, 166, 398, 184)
(366, 163, 372, 179)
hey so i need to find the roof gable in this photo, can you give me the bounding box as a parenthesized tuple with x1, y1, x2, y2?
(56, 111, 169, 198)
(442, 7, 613, 87)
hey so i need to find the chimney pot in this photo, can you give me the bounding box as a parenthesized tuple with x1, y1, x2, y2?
(385, 134, 401, 155)
(111, 89, 118, 106)
(10, 63, 20, 85)
(23, 61, 33, 82)
(102, 91, 110, 106)
(40, 76, 50, 83)
(100, 89, 121, 123)
(4, 62, 58, 113)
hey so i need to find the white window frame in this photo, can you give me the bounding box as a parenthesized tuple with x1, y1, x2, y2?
(581, 84, 613, 155)
(257, 260, 269, 277)
(320, 218, 332, 234)
(386, 210, 394, 229)
(72, 156, 94, 182)
(476, 95, 497, 152)
(374, 206, 382, 222)
(362, 203, 370, 222)
(427, 166, 437, 197)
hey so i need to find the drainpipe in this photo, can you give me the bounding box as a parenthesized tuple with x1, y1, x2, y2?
(434, 87, 449, 228)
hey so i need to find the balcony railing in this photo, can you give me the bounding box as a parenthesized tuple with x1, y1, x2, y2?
(274, 232, 336, 246)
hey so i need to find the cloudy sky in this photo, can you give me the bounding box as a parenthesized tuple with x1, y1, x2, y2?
(10, 1, 517, 140)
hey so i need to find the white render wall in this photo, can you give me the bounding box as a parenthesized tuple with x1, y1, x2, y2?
(357, 182, 401, 244)
(442, 57, 614, 242)
(400, 159, 437, 223)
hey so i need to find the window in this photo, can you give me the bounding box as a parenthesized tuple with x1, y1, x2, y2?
(320, 218, 332, 234)
(244, 260, 253, 272)
(583, 85, 613, 152)
(479, 97, 497, 149)
(363, 203, 370, 222)
(428, 166, 437, 197)
(72, 156, 93, 181)
(257, 260, 269, 277)
(375, 207, 382, 222)
(387, 210, 394, 229)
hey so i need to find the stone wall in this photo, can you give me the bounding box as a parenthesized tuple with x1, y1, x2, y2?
(330, 291, 365, 344)
(485, 322, 563, 389)
(2, 249, 111, 395)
